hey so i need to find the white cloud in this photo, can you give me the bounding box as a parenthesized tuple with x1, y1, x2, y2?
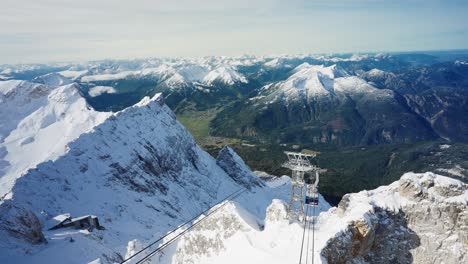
(88, 86, 117, 97)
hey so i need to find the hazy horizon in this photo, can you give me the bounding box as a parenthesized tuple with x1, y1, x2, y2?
(2, 0, 468, 64)
(3, 48, 468, 66)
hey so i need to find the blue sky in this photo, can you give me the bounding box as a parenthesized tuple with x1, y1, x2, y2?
(1, 0, 467, 63)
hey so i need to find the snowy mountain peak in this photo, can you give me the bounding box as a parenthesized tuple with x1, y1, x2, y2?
(0, 90, 260, 263)
(32, 73, 72, 88)
(276, 64, 339, 99)
(0, 80, 110, 199)
(366, 68, 386, 77)
(0, 80, 50, 99)
(203, 65, 247, 85)
(292, 63, 348, 79)
(264, 58, 293, 68)
(256, 63, 391, 104)
(134, 92, 164, 108)
(48, 83, 83, 103)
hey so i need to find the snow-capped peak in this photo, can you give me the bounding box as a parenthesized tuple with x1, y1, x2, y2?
(292, 63, 348, 79)
(0, 80, 33, 96)
(277, 64, 339, 98)
(32, 73, 72, 88)
(134, 92, 164, 107)
(366, 68, 386, 77)
(257, 63, 391, 104)
(0, 91, 259, 263)
(263, 58, 293, 68)
(203, 65, 247, 85)
(0, 81, 110, 199)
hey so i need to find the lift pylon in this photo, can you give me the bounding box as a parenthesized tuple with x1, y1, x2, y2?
(282, 151, 322, 221)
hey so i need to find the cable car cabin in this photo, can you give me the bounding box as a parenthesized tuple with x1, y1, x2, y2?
(305, 196, 319, 206)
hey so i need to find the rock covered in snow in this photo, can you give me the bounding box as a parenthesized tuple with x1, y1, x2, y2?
(322, 172, 467, 264)
(124, 239, 151, 261)
(399, 171, 466, 200)
(216, 146, 264, 189)
(265, 199, 288, 227)
(0, 201, 46, 245)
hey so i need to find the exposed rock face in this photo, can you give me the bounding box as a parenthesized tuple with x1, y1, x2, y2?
(0, 201, 46, 244)
(399, 174, 468, 264)
(322, 209, 420, 264)
(124, 239, 150, 261)
(322, 172, 467, 264)
(265, 199, 288, 226)
(216, 146, 264, 189)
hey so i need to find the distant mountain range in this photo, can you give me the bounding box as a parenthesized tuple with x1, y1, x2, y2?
(2, 52, 468, 147)
(1, 52, 467, 202)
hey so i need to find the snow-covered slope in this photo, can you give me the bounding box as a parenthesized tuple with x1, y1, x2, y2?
(0, 80, 110, 198)
(0, 93, 264, 264)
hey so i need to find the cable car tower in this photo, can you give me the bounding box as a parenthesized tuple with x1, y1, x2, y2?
(282, 151, 325, 221)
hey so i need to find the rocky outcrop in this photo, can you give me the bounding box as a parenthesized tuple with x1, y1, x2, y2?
(265, 199, 288, 227)
(322, 209, 420, 264)
(322, 172, 467, 264)
(216, 146, 264, 189)
(399, 173, 467, 264)
(0, 201, 46, 244)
